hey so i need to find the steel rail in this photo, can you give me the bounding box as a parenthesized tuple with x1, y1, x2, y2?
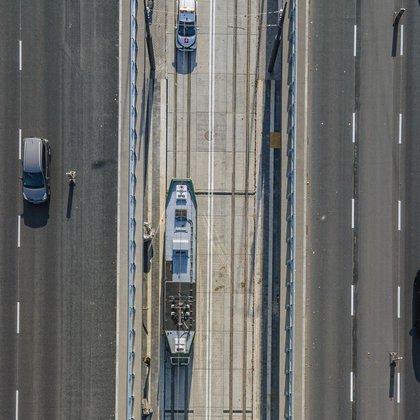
(228, 0, 239, 417)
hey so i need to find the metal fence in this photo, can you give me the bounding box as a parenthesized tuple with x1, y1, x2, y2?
(127, 0, 138, 418)
(285, 0, 297, 418)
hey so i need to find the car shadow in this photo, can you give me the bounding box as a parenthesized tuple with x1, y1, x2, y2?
(411, 270, 420, 381)
(175, 49, 197, 74)
(22, 199, 50, 228)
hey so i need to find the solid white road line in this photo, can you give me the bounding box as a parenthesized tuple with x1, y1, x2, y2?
(400, 25, 404, 56)
(398, 200, 401, 231)
(351, 199, 355, 229)
(19, 41, 22, 71)
(350, 371, 354, 402)
(397, 286, 401, 319)
(351, 285, 354, 316)
(15, 390, 19, 420)
(398, 113, 402, 144)
(397, 372, 401, 403)
(16, 302, 20, 334)
(353, 25, 357, 56)
(19, 129, 22, 159)
(352, 112, 355, 143)
(17, 215, 21, 248)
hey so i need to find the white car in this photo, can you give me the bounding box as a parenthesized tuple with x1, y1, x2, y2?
(176, 0, 197, 51)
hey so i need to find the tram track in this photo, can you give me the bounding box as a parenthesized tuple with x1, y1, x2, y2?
(186, 60, 191, 178)
(163, 4, 194, 419)
(172, 1, 178, 178)
(242, 0, 252, 417)
(173, 52, 192, 179)
(172, 73, 178, 178)
(228, 0, 239, 417)
(227, 0, 254, 417)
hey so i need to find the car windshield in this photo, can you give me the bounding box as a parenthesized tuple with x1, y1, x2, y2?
(178, 22, 196, 37)
(23, 171, 44, 189)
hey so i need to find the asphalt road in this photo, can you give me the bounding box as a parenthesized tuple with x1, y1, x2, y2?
(0, 1, 118, 419)
(305, 1, 354, 418)
(401, 2, 420, 418)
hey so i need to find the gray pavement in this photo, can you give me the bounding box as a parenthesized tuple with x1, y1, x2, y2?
(0, 1, 119, 418)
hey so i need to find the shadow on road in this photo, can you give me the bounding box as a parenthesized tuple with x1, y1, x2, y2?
(66, 184, 75, 219)
(389, 362, 396, 398)
(22, 199, 49, 228)
(391, 24, 398, 57)
(411, 271, 420, 381)
(174, 49, 197, 74)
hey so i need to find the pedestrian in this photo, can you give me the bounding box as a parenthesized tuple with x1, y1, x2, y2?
(66, 171, 76, 186)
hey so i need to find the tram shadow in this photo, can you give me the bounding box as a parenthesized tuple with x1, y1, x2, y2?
(412, 271, 420, 381)
(175, 49, 197, 74)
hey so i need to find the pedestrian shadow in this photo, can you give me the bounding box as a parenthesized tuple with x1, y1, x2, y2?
(391, 24, 398, 57)
(143, 365, 150, 400)
(142, 362, 153, 417)
(66, 184, 75, 219)
(389, 361, 396, 398)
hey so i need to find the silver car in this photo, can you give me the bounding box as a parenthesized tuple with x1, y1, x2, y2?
(22, 137, 51, 204)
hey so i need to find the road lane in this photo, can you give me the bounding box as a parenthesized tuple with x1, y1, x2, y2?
(356, 1, 397, 418)
(16, 1, 118, 418)
(402, 3, 420, 418)
(0, 2, 20, 418)
(305, 1, 354, 418)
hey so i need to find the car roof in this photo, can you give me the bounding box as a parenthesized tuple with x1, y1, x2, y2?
(179, 0, 195, 12)
(23, 137, 43, 172)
